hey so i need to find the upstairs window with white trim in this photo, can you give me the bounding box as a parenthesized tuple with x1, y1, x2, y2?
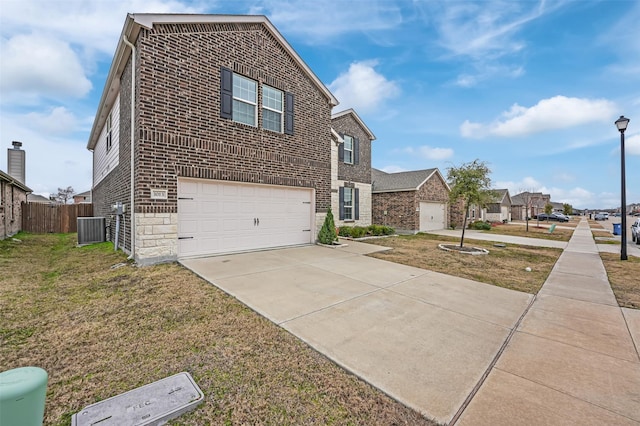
(106, 112, 113, 152)
(262, 85, 283, 132)
(343, 135, 354, 164)
(232, 74, 257, 126)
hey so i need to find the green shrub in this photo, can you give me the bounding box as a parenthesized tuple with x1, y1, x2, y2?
(338, 226, 352, 237)
(469, 220, 491, 230)
(349, 226, 367, 238)
(318, 208, 337, 244)
(338, 224, 394, 238)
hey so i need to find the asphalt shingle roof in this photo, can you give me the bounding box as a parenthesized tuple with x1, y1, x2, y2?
(372, 168, 437, 192)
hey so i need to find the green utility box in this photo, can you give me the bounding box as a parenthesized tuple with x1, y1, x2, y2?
(0, 367, 48, 426)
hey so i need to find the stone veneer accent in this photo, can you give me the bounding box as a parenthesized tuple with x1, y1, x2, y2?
(135, 212, 178, 265)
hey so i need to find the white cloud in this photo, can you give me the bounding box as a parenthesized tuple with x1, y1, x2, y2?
(329, 61, 400, 114)
(404, 145, 453, 160)
(253, 1, 403, 42)
(25, 107, 78, 136)
(380, 165, 408, 173)
(495, 177, 543, 196)
(626, 133, 640, 156)
(461, 96, 617, 138)
(0, 34, 92, 100)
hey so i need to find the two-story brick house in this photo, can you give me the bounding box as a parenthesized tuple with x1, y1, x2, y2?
(330, 109, 375, 227)
(87, 14, 338, 265)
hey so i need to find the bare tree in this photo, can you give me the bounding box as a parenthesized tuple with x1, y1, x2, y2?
(55, 186, 75, 204)
(517, 189, 537, 232)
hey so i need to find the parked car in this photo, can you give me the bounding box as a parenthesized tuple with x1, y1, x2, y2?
(535, 213, 569, 222)
(594, 213, 608, 221)
(632, 218, 640, 244)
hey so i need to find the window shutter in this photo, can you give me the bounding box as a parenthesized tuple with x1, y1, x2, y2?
(354, 137, 360, 164)
(354, 188, 360, 220)
(285, 92, 294, 135)
(339, 187, 345, 220)
(220, 67, 233, 119)
(338, 133, 344, 162)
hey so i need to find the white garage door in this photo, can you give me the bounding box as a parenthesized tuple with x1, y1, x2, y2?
(178, 179, 313, 258)
(419, 202, 446, 232)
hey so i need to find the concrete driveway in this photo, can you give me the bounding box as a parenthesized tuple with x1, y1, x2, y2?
(181, 242, 533, 424)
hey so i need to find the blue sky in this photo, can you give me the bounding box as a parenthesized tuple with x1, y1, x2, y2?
(1, 0, 639, 210)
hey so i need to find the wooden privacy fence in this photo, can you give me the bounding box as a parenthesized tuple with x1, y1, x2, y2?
(22, 202, 93, 234)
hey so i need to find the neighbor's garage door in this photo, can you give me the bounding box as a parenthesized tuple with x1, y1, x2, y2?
(178, 179, 313, 258)
(419, 202, 446, 232)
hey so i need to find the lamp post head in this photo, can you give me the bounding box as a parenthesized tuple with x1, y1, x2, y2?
(615, 115, 630, 133)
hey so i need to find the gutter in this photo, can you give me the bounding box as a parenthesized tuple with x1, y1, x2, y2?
(122, 34, 136, 261)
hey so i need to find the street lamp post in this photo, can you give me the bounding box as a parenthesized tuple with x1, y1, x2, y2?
(615, 115, 630, 261)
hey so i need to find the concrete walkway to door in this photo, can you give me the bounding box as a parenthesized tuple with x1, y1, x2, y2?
(456, 217, 640, 425)
(182, 242, 533, 424)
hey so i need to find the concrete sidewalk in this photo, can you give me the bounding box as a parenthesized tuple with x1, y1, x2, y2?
(457, 217, 640, 425)
(428, 228, 567, 249)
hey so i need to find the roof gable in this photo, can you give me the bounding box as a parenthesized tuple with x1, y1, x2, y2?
(88, 14, 339, 150)
(372, 168, 449, 193)
(331, 109, 376, 140)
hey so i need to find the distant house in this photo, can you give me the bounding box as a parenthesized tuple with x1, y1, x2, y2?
(330, 109, 375, 227)
(1, 170, 32, 239)
(372, 168, 450, 233)
(28, 193, 54, 204)
(511, 192, 550, 220)
(73, 190, 92, 204)
(485, 189, 512, 223)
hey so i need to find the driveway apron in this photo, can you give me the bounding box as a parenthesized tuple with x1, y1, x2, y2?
(182, 242, 532, 424)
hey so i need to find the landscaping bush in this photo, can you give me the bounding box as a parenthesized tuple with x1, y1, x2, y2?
(338, 224, 394, 238)
(469, 220, 492, 230)
(318, 208, 337, 244)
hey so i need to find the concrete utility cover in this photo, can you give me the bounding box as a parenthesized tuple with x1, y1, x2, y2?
(71, 372, 203, 426)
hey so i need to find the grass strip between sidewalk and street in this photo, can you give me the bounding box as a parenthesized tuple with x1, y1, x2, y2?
(0, 233, 436, 426)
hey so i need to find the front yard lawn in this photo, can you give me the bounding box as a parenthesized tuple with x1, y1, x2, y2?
(367, 233, 563, 294)
(0, 233, 434, 426)
(601, 252, 640, 309)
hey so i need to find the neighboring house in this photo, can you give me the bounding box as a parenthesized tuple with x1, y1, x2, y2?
(87, 14, 338, 265)
(330, 109, 375, 227)
(1, 170, 31, 239)
(511, 192, 551, 220)
(484, 189, 512, 223)
(28, 193, 54, 204)
(371, 168, 450, 233)
(73, 190, 92, 204)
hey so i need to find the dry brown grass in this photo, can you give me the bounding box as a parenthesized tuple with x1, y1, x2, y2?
(367, 233, 562, 294)
(478, 222, 573, 241)
(0, 233, 435, 426)
(600, 252, 640, 309)
(588, 220, 605, 229)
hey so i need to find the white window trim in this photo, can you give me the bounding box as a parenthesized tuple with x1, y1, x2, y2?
(343, 187, 353, 220)
(343, 134, 354, 164)
(233, 74, 257, 127)
(106, 112, 112, 152)
(262, 85, 283, 133)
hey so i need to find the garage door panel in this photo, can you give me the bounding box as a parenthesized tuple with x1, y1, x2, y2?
(178, 179, 313, 258)
(419, 202, 446, 232)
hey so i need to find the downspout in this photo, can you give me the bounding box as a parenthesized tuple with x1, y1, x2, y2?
(122, 35, 136, 261)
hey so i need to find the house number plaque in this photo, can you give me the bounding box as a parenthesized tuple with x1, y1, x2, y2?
(150, 188, 168, 200)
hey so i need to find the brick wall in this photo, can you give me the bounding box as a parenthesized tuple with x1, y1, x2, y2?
(0, 181, 28, 239)
(372, 173, 450, 232)
(134, 22, 331, 214)
(94, 21, 333, 262)
(332, 114, 372, 184)
(93, 55, 134, 253)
